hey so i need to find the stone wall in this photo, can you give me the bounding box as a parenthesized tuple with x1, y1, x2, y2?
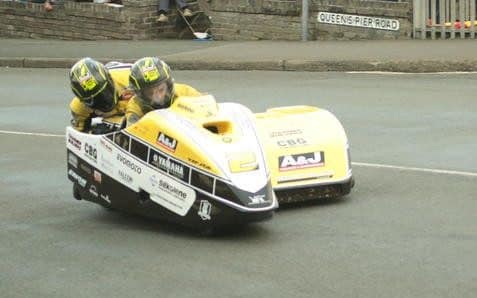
(0, 0, 412, 40)
(208, 0, 412, 40)
(0, 0, 209, 40)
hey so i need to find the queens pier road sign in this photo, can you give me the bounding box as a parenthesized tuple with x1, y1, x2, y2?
(317, 12, 400, 31)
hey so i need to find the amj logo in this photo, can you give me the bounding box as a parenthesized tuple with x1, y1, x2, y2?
(156, 132, 177, 152)
(279, 151, 325, 171)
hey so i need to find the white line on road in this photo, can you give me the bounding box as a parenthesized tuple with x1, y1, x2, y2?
(353, 162, 477, 177)
(346, 71, 477, 75)
(1, 129, 476, 177)
(0, 129, 64, 138)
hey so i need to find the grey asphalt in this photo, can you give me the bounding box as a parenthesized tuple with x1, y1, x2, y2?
(2, 38, 477, 72)
(1, 69, 476, 297)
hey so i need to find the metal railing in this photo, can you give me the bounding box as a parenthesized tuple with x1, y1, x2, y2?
(413, 0, 476, 39)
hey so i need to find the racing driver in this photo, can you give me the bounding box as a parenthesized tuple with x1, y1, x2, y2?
(69, 58, 133, 133)
(126, 57, 201, 126)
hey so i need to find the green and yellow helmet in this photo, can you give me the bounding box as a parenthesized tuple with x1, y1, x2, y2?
(70, 58, 117, 112)
(129, 57, 175, 109)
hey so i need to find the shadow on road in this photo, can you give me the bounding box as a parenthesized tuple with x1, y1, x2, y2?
(277, 195, 351, 212)
(83, 206, 273, 240)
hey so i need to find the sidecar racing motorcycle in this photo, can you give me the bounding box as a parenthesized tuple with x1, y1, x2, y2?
(66, 95, 354, 232)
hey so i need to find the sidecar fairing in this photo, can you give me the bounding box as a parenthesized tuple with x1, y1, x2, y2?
(66, 95, 278, 232)
(255, 106, 354, 204)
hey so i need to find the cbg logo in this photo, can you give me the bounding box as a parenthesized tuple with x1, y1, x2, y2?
(85, 142, 97, 161)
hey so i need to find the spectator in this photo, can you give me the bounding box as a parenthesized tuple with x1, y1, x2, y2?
(44, 0, 52, 11)
(30, 0, 54, 12)
(157, 0, 193, 23)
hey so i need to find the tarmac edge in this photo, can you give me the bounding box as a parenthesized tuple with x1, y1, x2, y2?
(2, 57, 477, 72)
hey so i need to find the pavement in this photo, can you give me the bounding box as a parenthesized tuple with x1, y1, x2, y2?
(1, 38, 477, 72)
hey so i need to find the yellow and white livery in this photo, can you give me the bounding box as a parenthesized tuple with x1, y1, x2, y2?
(66, 95, 353, 232)
(256, 105, 354, 203)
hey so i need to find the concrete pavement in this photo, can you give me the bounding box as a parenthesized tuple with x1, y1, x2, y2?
(1, 38, 477, 72)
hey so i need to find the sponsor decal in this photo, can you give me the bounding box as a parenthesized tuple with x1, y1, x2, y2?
(149, 175, 159, 188)
(167, 159, 188, 181)
(187, 158, 212, 171)
(269, 129, 303, 138)
(159, 179, 187, 200)
(68, 134, 82, 150)
(278, 151, 325, 171)
(177, 103, 194, 113)
(76, 62, 98, 91)
(317, 12, 400, 31)
(68, 153, 78, 168)
(277, 171, 334, 183)
(149, 150, 168, 173)
(100, 156, 114, 173)
(117, 153, 142, 174)
(99, 138, 113, 153)
(130, 124, 149, 135)
(151, 155, 189, 181)
(187, 158, 199, 165)
(84, 142, 97, 162)
(89, 185, 99, 197)
(93, 170, 102, 184)
(149, 175, 196, 216)
(79, 163, 92, 175)
(248, 194, 270, 206)
(118, 170, 133, 184)
(100, 194, 111, 204)
(140, 58, 160, 82)
(68, 169, 87, 188)
(156, 132, 177, 153)
(198, 200, 212, 220)
(277, 138, 308, 148)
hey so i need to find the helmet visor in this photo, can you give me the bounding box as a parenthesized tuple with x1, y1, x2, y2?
(142, 82, 171, 108)
(84, 82, 116, 112)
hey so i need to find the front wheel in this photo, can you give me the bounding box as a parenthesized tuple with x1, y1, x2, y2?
(73, 184, 82, 201)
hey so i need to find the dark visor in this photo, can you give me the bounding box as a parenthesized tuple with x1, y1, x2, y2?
(84, 83, 116, 112)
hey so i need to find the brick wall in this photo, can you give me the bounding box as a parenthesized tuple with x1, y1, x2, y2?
(208, 0, 412, 40)
(0, 0, 411, 40)
(0, 0, 209, 40)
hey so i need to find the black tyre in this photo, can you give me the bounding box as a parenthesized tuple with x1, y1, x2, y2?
(73, 184, 82, 200)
